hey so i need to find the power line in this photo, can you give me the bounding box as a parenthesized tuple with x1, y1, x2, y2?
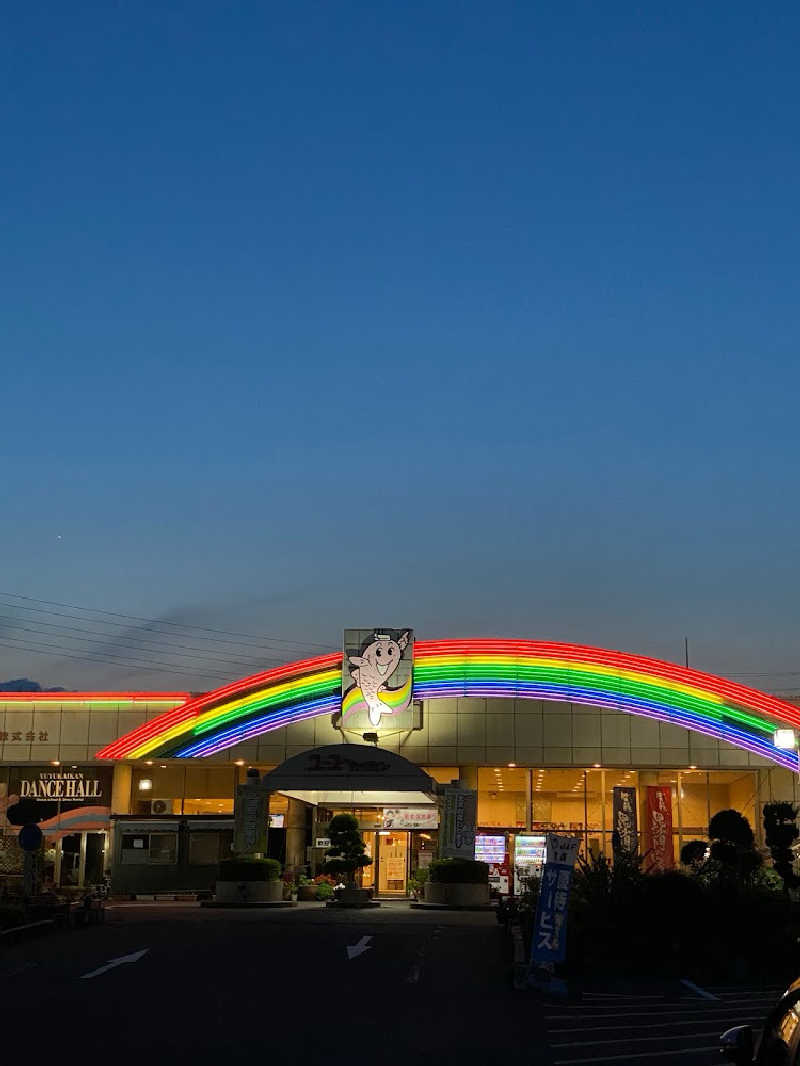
(0, 592, 337, 652)
(0, 634, 235, 683)
(0, 613, 281, 671)
(0, 631, 236, 682)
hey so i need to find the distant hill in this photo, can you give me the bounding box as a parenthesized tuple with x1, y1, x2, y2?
(0, 678, 66, 692)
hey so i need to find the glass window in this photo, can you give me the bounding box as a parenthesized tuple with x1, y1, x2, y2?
(708, 770, 758, 832)
(410, 829, 438, 873)
(121, 832, 177, 864)
(183, 797, 234, 815)
(189, 832, 221, 866)
(149, 833, 177, 863)
(121, 834, 151, 864)
(477, 768, 527, 828)
(679, 770, 709, 838)
(184, 765, 236, 799)
(532, 769, 585, 833)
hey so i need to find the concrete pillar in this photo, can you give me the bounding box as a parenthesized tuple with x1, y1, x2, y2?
(109, 764, 133, 878)
(111, 764, 133, 814)
(459, 765, 477, 790)
(285, 797, 309, 871)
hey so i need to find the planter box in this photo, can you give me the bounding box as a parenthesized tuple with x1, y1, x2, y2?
(424, 882, 489, 907)
(297, 885, 317, 901)
(332, 887, 375, 908)
(215, 879, 283, 904)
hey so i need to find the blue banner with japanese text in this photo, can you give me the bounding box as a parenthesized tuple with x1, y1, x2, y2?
(529, 834, 580, 967)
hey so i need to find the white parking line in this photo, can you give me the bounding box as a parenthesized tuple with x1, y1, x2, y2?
(548, 1017, 762, 1035)
(583, 992, 667, 999)
(553, 1029, 759, 1048)
(553, 1046, 719, 1064)
(546, 1007, 764, 1021)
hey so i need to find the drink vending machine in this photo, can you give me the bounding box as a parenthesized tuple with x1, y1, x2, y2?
(512, 834, 547, 894)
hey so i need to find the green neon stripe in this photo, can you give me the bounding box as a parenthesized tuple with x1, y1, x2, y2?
(185, 662, 775, 746)
(413, 663, 774, 734)
(193, 677, 339, 735)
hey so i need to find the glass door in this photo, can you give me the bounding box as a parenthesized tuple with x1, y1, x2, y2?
(84, 832, 107, 888)
(361, 831, 376, 891)
(376, 831, 409, 897)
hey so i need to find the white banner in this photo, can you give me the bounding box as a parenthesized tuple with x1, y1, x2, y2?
(382, 807, 439, 829)
(441, 787, 477, 859)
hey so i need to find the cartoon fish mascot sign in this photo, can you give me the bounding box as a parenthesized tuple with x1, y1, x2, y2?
(343, 630, 413, 728)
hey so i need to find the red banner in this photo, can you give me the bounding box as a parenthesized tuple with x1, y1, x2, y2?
(646, 785, 674, 870)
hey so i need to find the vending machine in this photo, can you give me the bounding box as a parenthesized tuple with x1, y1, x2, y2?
(475, 833, 510, 896)
(512, 833, 547, 894)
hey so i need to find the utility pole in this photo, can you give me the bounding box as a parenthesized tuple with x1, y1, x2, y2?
(684, 637, 689, 668)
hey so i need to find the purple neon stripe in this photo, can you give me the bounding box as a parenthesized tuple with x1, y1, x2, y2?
(173, 696, 340, 757)
(166, 676, 798, 771)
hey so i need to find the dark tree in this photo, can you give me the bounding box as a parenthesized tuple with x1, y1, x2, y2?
(680, 840, 708, 869)
(763, 801, 799, 892)
(709, 809, 762, 881)
(322, 813, 373, 887)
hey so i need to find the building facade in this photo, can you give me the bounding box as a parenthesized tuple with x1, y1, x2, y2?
(1, 637, 798, 896)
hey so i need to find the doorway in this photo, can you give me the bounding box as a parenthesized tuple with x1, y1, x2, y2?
(53, 832, 108, 889)
(376, 831, 409, 897)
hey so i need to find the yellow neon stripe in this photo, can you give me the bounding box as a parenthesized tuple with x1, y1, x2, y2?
(127, 668, 340, 758)
(417, 654, 725, 706)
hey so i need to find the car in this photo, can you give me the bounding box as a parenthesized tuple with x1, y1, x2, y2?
(722, 979, 800, 1065)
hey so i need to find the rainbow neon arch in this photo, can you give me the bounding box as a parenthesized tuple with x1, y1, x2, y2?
(95, 639, 800, 769)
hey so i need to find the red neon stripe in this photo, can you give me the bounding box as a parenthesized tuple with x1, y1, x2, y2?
(0, 691, 189, 700)
(413, 640, 796, 719)
(97, 639, 800, 760)
(95, 653, 341, 758)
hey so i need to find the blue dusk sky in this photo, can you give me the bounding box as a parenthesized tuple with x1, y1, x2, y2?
(2, 2, 800, 691)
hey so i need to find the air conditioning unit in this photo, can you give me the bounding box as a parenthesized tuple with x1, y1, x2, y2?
(150, 799, 172, 815)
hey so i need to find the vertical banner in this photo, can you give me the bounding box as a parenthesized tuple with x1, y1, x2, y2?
(612, 786, 638, 855)
(646, 785, 674, 870)
(341, 628, 414, 731)
(233, 784, 268, 856)
(529, 834, 580, 971)
(441, 786, 477, 859)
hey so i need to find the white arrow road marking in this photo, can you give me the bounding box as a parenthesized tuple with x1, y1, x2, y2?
(346, 935, 372, 960)
(80, 948, 150, 980)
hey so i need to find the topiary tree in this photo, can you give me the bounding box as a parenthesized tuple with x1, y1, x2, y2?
(680, 840, 708, 870)
(763, 801, 799, 893)
(322, 813, 373, 887)
(709, 809, 762, 884)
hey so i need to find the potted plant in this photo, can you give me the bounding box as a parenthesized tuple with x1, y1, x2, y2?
(215, 858, 282, 904)
(296, 874, 317, 901)
(322, 813, 374, 907)
(408, 866, 429, 900)
(424, 858, 490, 907)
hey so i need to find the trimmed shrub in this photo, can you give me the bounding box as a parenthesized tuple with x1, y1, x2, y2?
(218, 858, 281, 882)
(322, 813, 372, 885)
(315, 882, 334, 901)
(429, 858, 489, 884)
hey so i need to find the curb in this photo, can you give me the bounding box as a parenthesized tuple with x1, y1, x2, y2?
(200, 900, 297, 908)
(410, 902, 495, 912)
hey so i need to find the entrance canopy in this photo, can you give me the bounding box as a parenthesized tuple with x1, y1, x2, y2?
(260, 744, 438, 807)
